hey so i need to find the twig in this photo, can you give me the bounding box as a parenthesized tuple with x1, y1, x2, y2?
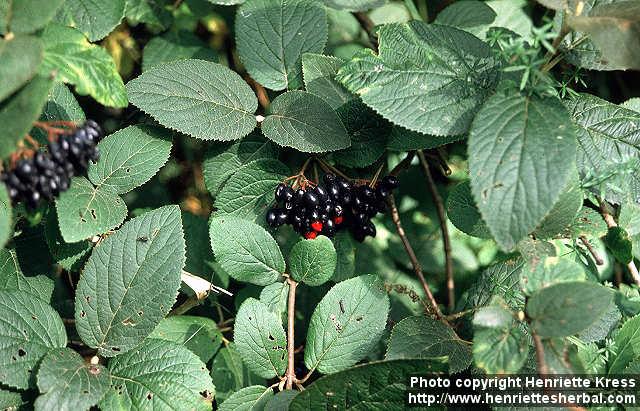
(285, 278, 298, 390)
(532, 332, 549, 376)
(598, 199, 640, 285)
(353, 12, 378, 50)
(579, 235, 604, 265)
(387, 194, 442, 319)
(541, 11, 569, 73)
(315, 158, 351, 181)
(389, 151, 416, 176)
(246, 76, 270, 110)
(417, 150, 454, 312)
(403, 0, 422, 21)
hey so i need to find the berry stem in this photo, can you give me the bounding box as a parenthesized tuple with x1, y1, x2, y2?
(315, 158, 351, 181)
(285, 278, 298, 390)
(579, 235, 604, 265)
(368, 163, 384, 188)
(417, 150, 455, 313)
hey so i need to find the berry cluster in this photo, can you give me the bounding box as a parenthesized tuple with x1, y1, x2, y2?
(266, 173, 399, 242)
(1, 120, 103, 208)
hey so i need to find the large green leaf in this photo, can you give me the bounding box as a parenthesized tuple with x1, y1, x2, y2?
(213, 159, 289, 225)
(203, 133, 278, 196)
(55, 177, 128, 243)
(234, 298, 287, 378)
(473, 326, 528, 374)
(209, 217, 284, 286)
(289, 236, 337, 286)
(101, 339, 214, 410)
(126, 0, 173, 30)
(0, 290, 67, 389)
(566, 93, 640, 204)
(142, 30, 218, 72)
(40, 24, 127, 108)
(520, 257, 586, 296)
(0, 249, 54, 302)
(2, 0, 64, 34)
(0, 389, 23, 410)
(533, 177, 583, 239)
(0, 75, 52, 159)
(289, 359, 447, 410)
(464, 258, 525, 310)
(337, 22, 500, 136)
(74, 206, 185, 357)
(44, 209, 92, 272)
(235, 0, 327, 91)
(218, 385, 273, 411)
(468, 90, 577, 251)
(35, 348, 111, 411)
(149, 315, 222, 363)
(386, 316, 472, 373)
(446, 180, 491, 239)
(435, 0, 496, 28)
(0, 35, 43, 102)
(210, 344, 266, 403)
(59, 0, 126, 41)
(127, 59, 257, 141)
(305, 274, 389, 374)
(386, 126, 463, 151)
(526, 281, 613, 338)
(301, 53, 354, 109)
(88, 125, 173, 194)
(262, 91, 350, 153)
(608, 315, 640, 374)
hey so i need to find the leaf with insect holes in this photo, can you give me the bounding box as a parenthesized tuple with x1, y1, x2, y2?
(74, 206, 185, 357)
(149, 315, 222, 363)
(235, 0, 328, 91)
(35, 348, 111, 411)
(127, 59, 257, 141)
(0, 290, 67, 389)
(88, 125, 173, 194)
(289, 236, 337, 286)
(0, 35, 43, 102)
(209, 217, 285, 286)
(234, 298, 287, 379)
(100, 339, 214, 410)
(55, 177, 128, 243)
(305, 274, 389, 374)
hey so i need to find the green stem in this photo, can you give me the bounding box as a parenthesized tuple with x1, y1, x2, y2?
(404, 0, 422, 21)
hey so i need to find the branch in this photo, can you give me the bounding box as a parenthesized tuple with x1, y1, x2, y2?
(532, 332, 549, 376)
(417, 150, 454, 312)
(389, 151, 416, 176)
(387, 194, 442, 319)
(598, 200, 640, 286)
(579, 235, 604, 265)
(285, 278, 298, 389)
(353, 12, 378, 50)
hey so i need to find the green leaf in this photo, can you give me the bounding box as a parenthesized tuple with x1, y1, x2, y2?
(0, 389, 23, 410)
(259, 281, 289, 319)
(566, 93, 640, 204)
(386, 316, 472, 374)
(331, 231, 356, 282)
(566, 1, 640, 70)
(623, 97, 640, 113)
(209, 217, 284, 286)
(301, 53, 354, 109)
(0, 35, 43, 102)
(55, 177, 128, 243)
(369, 3, 411, 25)
(337, 22, 500, 136)
(39, 83, 86, 123)
(447, 180, 491, 239)
(0, 290, 67, 389)
(472, 302, 514, 329)
(75, 206, 185, 357)
(521, 257, 586, 296)
(149, 315, 222, 363)
(565, 206, 608, 239)
(0, 75, 52, 159)
(142, 30, 218, 72)
(234, 298, 287, 378)
(3, 0, 64, 34)
(577, 301, 621, 344)
(464, 258, 525, 310)
(0, 249, 54, 302)
(40, 24, 127, 108)
(0, 184, 12, 248)
(526, 281, 613, 338)
(35, 348, 110, 411)
(44, 210, 92, 272)
(218, 385, 273, 411)
(88, 125, 172, 194)
(435, 0, 497, 28)
(387, 126, 463, 151)
(264, 390, 298, 411)
(469, 90, 577, 251)
(101, 339, 214, 410)
(262, 90, 349, 153)
(289, 359, 447, 410)
(183, 211, 214, 277)
(305, 274, 389, 374)
(213, 159, 289, 225)
(126, 0, 173, 31)
(60, 0, 126, 41)
(289, 236, 337, 286)
(203, 133, 278, 197)
(127, 59, 257, 141)
(236, 0, 328, 91)
(533, 177, 583, 239)
(322, 0, 384, 11)
(473, 326, 528, 374)
(604, 227, 633, 264)
(608, 315, 640, 374)
(485, 0, 533, 40)
(210, 344, 266, 403)
(332, 100, 390, 168)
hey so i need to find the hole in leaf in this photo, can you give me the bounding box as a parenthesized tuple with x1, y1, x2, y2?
(80, 311, 86, 318)
(248, 316, 252, 321)
(356, 316, 363, 322)
(31, 315, 37, 320)
(126, 167, 131, 173)
(147, 393, 153, 400)
(82, 390, 89, 394)
(85, 296, 90, 303)
(17, 349, 26, 357)
(111, 347, 121, 352)
(90, 209, 97, 219)
(268, 334, 274, 341)
(138, 310, 144, 316)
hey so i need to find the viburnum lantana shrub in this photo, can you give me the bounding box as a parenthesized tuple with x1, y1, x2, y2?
(0, 0, 639, 409)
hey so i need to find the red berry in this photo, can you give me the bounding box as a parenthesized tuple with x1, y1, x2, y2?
(305, 231, 318, 240)
(311, 221, 323, 232)
(334, 216, 344, 225)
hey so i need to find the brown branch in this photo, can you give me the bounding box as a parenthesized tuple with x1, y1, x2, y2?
(417, 150, 454, 312)
(387, 194, 442, 319)
(245, 76, 270, 110)
(532, 332, 549, 377)
(598, 199, 640, 286)
(579, 235, 604, 265)
(285, 278, 298, 390)
(353, 12, 378, 50)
